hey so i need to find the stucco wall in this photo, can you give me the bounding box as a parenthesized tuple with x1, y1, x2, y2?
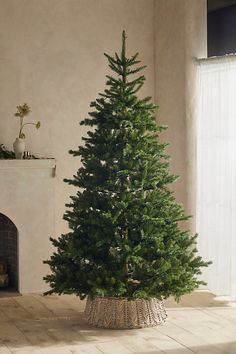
(0, 0, 155, 236)
(0, 0, 207, 237)
(155, 0, 207, 230)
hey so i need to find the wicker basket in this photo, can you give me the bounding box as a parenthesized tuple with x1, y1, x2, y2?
(84, 296, 167, 329)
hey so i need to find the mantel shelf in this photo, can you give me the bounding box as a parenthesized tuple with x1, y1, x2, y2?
(0, 159, 56, 170)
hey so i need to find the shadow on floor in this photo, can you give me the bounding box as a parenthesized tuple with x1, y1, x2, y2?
(166, 290, 232, 308)
(0, 288, 21, 298)
(0, 291, 235, 353)
(141, 341, 236, 354)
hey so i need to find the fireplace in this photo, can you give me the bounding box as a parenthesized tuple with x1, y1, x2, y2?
(0, 213, 18, 290)
(0, 159, 55, 293)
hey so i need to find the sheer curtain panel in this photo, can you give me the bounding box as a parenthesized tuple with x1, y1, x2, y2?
(197, 55, 236, 300)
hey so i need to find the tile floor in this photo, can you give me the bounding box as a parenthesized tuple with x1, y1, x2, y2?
(0, 290, 236, 353)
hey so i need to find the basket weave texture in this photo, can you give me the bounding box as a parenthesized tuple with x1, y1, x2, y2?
(84, 296, 167, 329)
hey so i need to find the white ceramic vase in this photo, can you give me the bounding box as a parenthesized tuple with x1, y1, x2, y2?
(13, 138, 25, 159)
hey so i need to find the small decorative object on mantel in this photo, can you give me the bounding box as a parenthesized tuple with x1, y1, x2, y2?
(44, 31, 211, 329)
(13, 103, 41, 159)
(0, 143, 40, 160)
(23, 151, 32, 159)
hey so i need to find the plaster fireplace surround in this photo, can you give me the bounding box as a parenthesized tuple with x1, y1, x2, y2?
(0, 159, 56, 293)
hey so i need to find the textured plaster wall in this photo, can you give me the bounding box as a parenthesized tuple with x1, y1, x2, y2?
(155, 0, 207, 230)
(0, 0, 155, 236)
(0, 0, 207, 239)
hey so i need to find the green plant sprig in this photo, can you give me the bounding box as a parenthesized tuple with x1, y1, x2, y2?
(14, 103, 41, 139)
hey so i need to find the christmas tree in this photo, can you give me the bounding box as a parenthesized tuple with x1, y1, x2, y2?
(44, 32, 210, 301)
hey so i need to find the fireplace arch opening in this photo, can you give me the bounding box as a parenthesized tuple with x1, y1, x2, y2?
(0, 213, 18, 291)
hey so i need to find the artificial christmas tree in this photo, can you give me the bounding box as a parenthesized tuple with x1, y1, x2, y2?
(44, 32, 210, 329)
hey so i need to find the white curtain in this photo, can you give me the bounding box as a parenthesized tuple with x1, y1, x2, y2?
(197, 55, 236, 300)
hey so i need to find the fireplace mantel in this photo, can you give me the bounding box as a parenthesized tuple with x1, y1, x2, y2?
(0, 158, 56, 293)
(0, 159, 56, 170)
